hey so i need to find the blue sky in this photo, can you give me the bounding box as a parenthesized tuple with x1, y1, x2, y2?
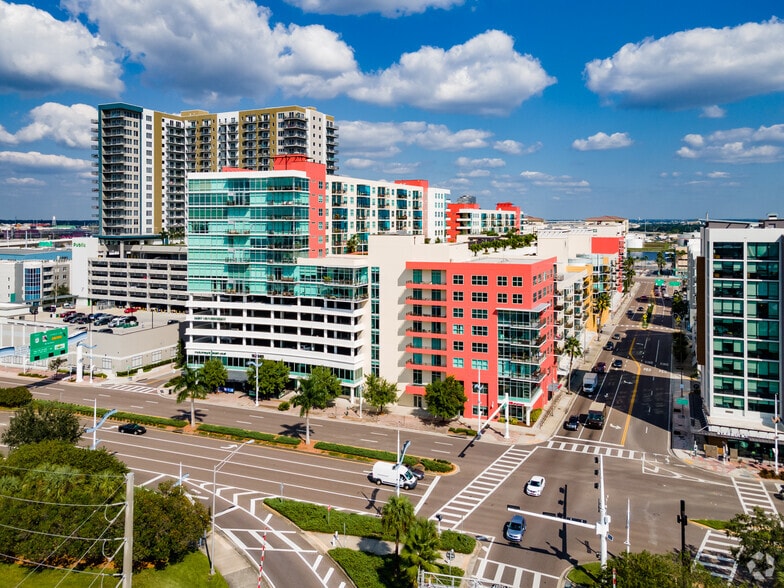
(0, 0, 782, 221)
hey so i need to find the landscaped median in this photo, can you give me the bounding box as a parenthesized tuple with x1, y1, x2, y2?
(28, 400, 456, 474)
(265, 498, 473, 587)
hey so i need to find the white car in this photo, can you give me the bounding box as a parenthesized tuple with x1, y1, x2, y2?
(525, 475, 546, 497)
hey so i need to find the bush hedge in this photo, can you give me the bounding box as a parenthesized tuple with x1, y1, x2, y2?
(448, 426, 478, 436)
(31, 400, 187, 428)
(266, 498, 475, 555)
(0, 386, 33, 408)
(196, 423, 300, 446)
(313, 442, 453, 473)
(278, 401, 290, 411)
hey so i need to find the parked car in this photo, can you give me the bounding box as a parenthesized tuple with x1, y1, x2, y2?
(612, 333, 621, 340)
(124, 306, 140, 314)
(45, 305, 57, 313)
(564, 415, 580, 431)
(94, 315, 114, 326)
(525, 475, 546, 497)
(603, 342, 613, 351)
(118, 423, 146, 435)
(97, 328, 113, 334)
(62, 302, 75, 309)
(612, 359, 623, 369)
(60, 310, 77, 320)
(504, 514, 526, 543)
(64, 313, 86, 323)
(637, 306, 644, 311)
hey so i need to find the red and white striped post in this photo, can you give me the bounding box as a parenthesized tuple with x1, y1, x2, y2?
(257, 532, 267, 588)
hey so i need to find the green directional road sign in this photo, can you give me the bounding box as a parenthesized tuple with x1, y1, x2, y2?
(675, 397, 689, 406)
(655, 279, 665, 286)
(30, 327, 68, 362)
(669, 280, 681, 287)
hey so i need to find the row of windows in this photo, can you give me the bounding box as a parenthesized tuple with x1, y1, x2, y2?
(454, 275, 524, 287)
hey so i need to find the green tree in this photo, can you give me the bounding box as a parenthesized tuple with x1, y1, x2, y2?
(424, 376, 467, 423)
(172, 365, 209, 427)
(247, 359, 290, 400)
(563, 336, 582, 393)
(400, 517, 440, 585)
(623, 256, 636, 293)
(48, 356, 66, 374)
(291, 366, 342, 444)
(656, 250, 666, 275)
(596, 550, 726, 588)
(129, 480, 210, 571)
(199, 357, 228, 392)
(174, 339, 186, 368)
(594, 291, 611, 334)
(381, 495, 415, 557)
(726, 507, 784, 585)
(1, 404, 84, 448)
(672, 332, 690, 364)
(364, 373, 398, 415)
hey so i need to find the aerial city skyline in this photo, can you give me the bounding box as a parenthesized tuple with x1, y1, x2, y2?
(0, 0, 782, 221)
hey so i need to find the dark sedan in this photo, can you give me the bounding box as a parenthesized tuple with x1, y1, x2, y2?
(564, 415, 580, 431)
(118, 423, 147, 435)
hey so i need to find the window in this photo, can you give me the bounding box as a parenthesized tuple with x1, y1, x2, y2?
(497, 276, 508, 286)
(472, 275, 488, 286)
(472, 342, 488, 353)
(453, 291, 464, 301)
(453, 341, 464, 351)
(472, 326, 488, 336)
(497, 293, 507, 304)
(453, 274, 464, 285)
(513, 294, 523, 304)
(453, 308, 463, 318)
(472, 292, 488, 303)
(452, 357, 464, 368)
(472, 309, 488, 320)
(453, 324, 464, 335)
(471, 359, 489, 371)
(513, 276, 523, 287)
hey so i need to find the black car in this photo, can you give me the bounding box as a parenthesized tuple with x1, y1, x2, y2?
(564, 415, 580, 431)
(118, 423, 146, 435)
(410, 464, 426, 480)
(603, 342, 613, 351)
(612, 359, 623, 369)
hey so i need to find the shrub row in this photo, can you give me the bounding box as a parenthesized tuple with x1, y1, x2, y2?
(197, 423, 300, 446)
(32, 400, 187, 428)
(448, 426, 478, 436)
(265, 498, 474, 553)
(313, 442, 454, 474)
(0, 386, 33, 408)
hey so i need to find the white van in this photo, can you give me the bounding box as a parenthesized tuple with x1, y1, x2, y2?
(370, 461, 418, 490)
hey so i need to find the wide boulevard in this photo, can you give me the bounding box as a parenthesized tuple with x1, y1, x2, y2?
(1, 277, 781, 587)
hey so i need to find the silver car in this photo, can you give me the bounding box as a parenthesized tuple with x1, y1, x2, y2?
(504, 514, 526, 543)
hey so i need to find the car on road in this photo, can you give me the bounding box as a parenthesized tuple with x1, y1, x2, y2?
(564, 415, 580, 431)
(612, 333, 621, 340)
(118, 423, 146, 435)
(612, 359, 623, 369)
(525, 475, 546, 497)
(97, 328, 113, 334)
(603, 342, 613, 351)
(504, 514, 526, 543)
(637, 306, 644, 311)
(592, 362, 606, 374)
(410, 463, 426, 480)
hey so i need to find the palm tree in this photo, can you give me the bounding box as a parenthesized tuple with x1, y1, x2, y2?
(291, 366, 342, 444)
(594, 291, 611, 334)
(400, 517, 440, 584)
(563, 336, 582, 393)
(622, 257, 636, 294)
(656, 251, 666, 275)
(172, 365, 209, 427)
(381, 495, 415, 557)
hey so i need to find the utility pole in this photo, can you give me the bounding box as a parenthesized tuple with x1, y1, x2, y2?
(122, 472, 134, 588)
(676, 499, 688, 588)
(774, 397, 780, 476)
(595, 456, 610, 567)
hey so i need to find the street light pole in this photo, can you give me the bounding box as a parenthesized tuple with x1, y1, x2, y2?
(247, 353, 260, 407)
(475, 369, 482, 437)
(210, 440, 253, 576)
(774, 397, 780, 476)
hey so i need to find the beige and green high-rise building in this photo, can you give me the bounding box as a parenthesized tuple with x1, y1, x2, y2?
(93, 103, 337, 241)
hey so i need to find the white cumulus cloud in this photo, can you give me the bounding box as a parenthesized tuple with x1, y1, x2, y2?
(519, 170, 590, 191)
(676, 124, 784, 163)
(455, 157, 505, 168)
(700, 105, 726, 119)
(350, 30, 556, 115)
(340, 120, 492, 154)
(493, 140, 542, 155)
(1, 103, 97, 148)
(285, 0, 464, 17)
(62, 0, 362, 104)
(572, 132, 632, 151)
(0, 150, 91, 170)
(585, 18, 784, 109)
(0, 1, 123, 96)
(5, 177, 45, 186)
